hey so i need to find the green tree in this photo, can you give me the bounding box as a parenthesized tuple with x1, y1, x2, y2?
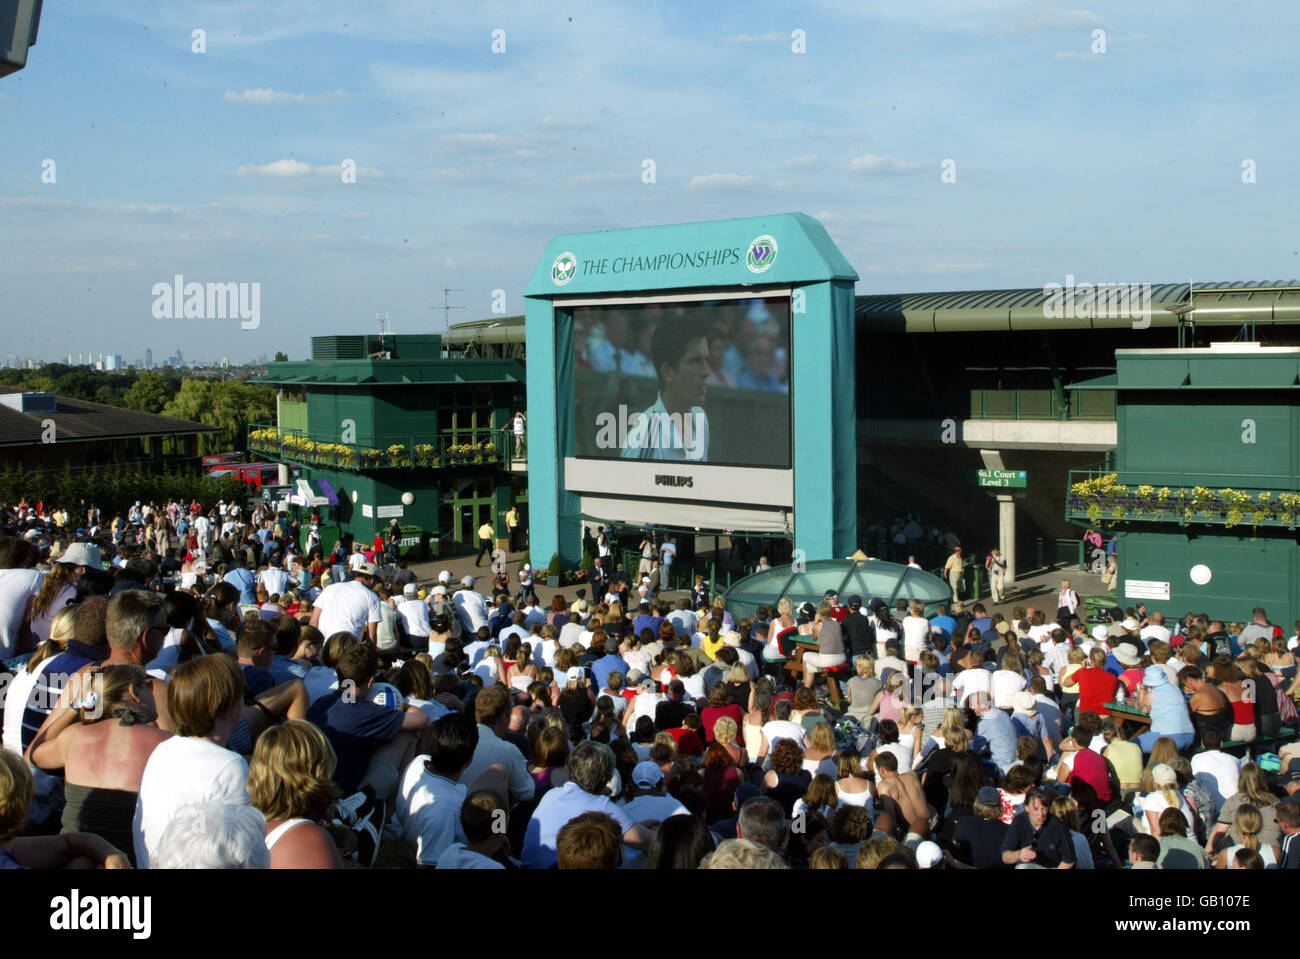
(273, 351, 289, 362)
(53, 371, 102, 402)
(163, 378, 275, 454)
(122, 371, 175, 414)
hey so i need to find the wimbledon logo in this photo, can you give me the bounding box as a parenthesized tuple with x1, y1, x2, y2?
(552, 252, 577, 286)
(746, 235, 777, 274)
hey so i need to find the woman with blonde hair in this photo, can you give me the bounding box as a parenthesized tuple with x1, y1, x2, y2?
(1216, 804, 1277, 868)
(792, 773, 839, 820)
(247, 719, 346, 868)
(2, 605, 74, 754)
(803, 722, 838, 778)
(712, 715, 747, 767)
(27, 663, 172, 865)
(898, 706, 925, 763)
(835, 752, 873, 809)
(1206, 762, 1280, 854)
(845, 655, 882, 724)
(1140, 763, 1193, 837)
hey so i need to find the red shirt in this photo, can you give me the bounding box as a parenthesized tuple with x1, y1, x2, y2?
(665, 727, 704, 757)
(1070, 746, 1112, 802)
(1076, 666, 1119, 717)
(700, 704, 744, 743)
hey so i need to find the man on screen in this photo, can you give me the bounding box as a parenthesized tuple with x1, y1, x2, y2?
(621, 315, 710, 461)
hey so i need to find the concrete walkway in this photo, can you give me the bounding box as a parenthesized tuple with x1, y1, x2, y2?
(403, 547, 1109, 619)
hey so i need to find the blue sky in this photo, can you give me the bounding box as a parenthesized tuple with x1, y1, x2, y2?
(1, 0, 1298, 364)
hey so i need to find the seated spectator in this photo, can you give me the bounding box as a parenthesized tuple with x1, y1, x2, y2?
(153, 802, 269, 869)
(132, 654, 251, 868)
(28, 663, 171, 865)
(556, 811, 623, 869)
(521, 741, 655, 869)
(436, 790, 510, 869)
(247, 720, 353, 869)
(700, 836, 789, 869)
(306, 641, 429, 802)
(1156, 808, 1210, 869)
(644, 813, 715, 869)
(0, 749, 129, 869)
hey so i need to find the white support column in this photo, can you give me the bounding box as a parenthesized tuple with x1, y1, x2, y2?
(979, 448, 1016, 584)
(998, 494, 1017, 584)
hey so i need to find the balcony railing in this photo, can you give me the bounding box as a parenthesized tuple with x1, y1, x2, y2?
(247, 424, 509, 471)
(968, 388, 1116, 421)
(1066, 469, 1300, 529)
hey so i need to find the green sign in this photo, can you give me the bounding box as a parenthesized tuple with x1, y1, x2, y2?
(976, 469, 1028, 489)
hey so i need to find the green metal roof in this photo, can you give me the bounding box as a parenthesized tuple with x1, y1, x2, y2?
(856, 281, 1300, 333)
(722, 559, 952, 619)
(255, 357, 524, 388)
(1068, 347, 1300, 391)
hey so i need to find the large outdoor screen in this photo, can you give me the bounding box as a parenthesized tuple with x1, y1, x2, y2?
(569, 295, 791, 468)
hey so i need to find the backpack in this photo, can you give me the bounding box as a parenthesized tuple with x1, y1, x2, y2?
(834, 715, 877, 756)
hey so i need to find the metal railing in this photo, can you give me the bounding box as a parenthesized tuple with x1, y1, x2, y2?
(1066, 468, 1300, 529)
(968, 388, 1116, 421)
(247, 423, 508, 471)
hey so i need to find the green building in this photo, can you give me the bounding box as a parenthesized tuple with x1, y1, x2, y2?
(1066, 344, 1300, 625)
(250, 332, 526, 558)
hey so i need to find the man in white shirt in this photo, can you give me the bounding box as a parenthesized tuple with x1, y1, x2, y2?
(723, 632, 759, 681)
(310, 565, 382, 643)
(396, 583, 432, 641)
(452, 577, 489, 636)
(457, 686, 535, 802)
(559, 608, 585, 647)
(760, 700, 808, 754)
(952, 650, 992, 706)
(536, 625, 561, 668)
(258, 563, 289, 598)
(991, 656, 1027, 710)
(395, 712, 508, 866)
(521, 598, 547, 630)
(498, 612, 530, 648)
(666, 600, 697, 639)
(0, 548, 43, 660)
(347, 546, 366, 575)
(1139, 612, 1172, 646)
(621, 762, 690, 823)
(1190, 730, 1241, 810)
(132, 655, 251, 868)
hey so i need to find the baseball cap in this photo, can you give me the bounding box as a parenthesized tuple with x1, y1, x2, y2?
(1092, 625, 1109, 642)
(1281, 762, 1300, 786)
(995, 621, 1011, 635)
(403, 583, 418, 597)
(632, 761, 664, 788)
(356, 562, 377, 577)
(626, 669, 645, 685)
(57, 542, 102, 569)
(460, 575, 475, 587)
(823, 589, 839, 600)
(1152, 763, 1177, 787)
(523, 563, 531, 571)
(438, 570, 452, 584)
(432, 584, 448, 596)
(846, 595, 863, 610)
(915, 841, 943, 869)
(976, 786, 1001, 805)
(1122, 617, 1140, 631)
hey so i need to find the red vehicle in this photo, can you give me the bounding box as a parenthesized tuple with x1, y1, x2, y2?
(235, 462, 281, 489)
(202, 451, 245, 469)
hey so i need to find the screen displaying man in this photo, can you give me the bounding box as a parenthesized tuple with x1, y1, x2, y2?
(621, 313, 710, 461)
(573, 296, 790, 468)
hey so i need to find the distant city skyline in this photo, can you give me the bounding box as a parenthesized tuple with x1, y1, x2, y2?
(3, 2, 1299, 358)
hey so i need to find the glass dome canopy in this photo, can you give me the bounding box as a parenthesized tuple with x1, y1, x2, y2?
(721, 559, 953, 621)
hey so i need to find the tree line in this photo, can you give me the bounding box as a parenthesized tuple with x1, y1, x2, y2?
(0, 366, 276, 454)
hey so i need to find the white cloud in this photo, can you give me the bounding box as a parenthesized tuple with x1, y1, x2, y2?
(687, 173, 761, 189)
(721, 32, 786, 44)
(784, 154, 821, 170)
(229, 159, 383, 178)
(541, 115, 588, 129)
(222, 87, 347, 106)
(849, 154, 928, 174)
